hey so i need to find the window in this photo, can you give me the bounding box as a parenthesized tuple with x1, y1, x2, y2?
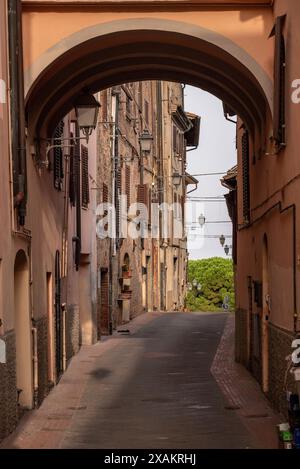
(270, 15, 286, 148)
(126, 95, 132, 119)
(102, 90, 108, 123)
(144, 99, 149, 126)
(81, 145, 89, 208)
(242, 130, 250, 223)
(125, 165, 130, 212)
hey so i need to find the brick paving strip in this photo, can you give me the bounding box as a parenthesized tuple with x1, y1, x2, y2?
(0, 312, 162, 449)
(211, 313, 283, 449)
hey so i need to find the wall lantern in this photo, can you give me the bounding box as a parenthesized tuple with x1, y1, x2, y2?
(139, 129, 153, 153)
(192, 279, 197, 287)
(219, 234, 226, 247)
(172, 172, 182, 187)
(74, 92, 100, 143)
(197, 283, 202, 291)
(224, 245, 230, 256)
(198, 213, 206, 227)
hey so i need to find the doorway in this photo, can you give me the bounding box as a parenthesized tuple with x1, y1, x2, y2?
(14, 250, 33, 409)
(47, 272, 54, 384)
(99, 268, 109, 337)
(55, 251, 63, 380)
(262, 235, 270, 393)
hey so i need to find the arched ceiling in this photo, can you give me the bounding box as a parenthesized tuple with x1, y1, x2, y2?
(24, 19, 272, 143)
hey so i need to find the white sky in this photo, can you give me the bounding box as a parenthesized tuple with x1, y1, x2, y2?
(184, 86, 237, 259)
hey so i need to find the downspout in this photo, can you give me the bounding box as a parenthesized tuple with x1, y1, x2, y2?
(31, 325, 38, 408)
(8, 0, 27, 225)
(73, 122, 81, 270)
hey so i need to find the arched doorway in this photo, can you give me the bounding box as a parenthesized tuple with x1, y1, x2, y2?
(120, 253, 132, 323)
(14, 250, 33, 409)
(262, 234, 270, 393)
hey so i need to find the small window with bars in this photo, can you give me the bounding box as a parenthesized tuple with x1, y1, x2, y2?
(81, 145, 89, 208)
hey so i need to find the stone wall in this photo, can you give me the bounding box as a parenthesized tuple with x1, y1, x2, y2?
(268, 322, 296, 416)
(36, 316, 48, 406)
(66, 304, 80, 362)
(0, 331, 17, 440)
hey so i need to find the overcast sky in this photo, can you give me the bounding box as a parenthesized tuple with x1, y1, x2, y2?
(184, 86, 237, 260)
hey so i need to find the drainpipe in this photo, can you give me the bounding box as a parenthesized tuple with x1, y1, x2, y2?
(73, 122, 81, 270)
(8, 0, 27, 225)
(31, 325, 38, 408)
(61, 303, 67, 370)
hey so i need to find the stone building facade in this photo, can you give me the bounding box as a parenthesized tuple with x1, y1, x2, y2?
(96, 81, 199, 334)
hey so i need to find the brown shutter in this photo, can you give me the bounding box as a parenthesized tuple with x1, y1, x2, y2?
(69, 132, 76, 206)
(148, 186, 152, 226)
(173, 125, 177, 154)
(53, 120, 64, 191)
(81, 145, 89, 207)
(116, 168, 122, 236)
(144, 99, 149, 125)
(242, 130, 250, 223)
(102, 90, 108, 122)
(103, 182, 108, 203)
(273, 15, 286, 147)
(125, 165, 130, 212)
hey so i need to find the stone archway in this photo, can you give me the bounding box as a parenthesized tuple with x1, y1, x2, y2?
(24, 18, 273, 152)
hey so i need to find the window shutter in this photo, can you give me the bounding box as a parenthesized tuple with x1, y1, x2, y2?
(242, 130, 250, 223)
(116, 168, 122, 236)
(144, 99, 149, 125)
(273, 15, 286, 147)
(173, 125, 177, 154)
(103, 182, 108, 204)
(148, 186, 152, 226)
(102, 90, 108, 122)
(125, 165, 130, 212)
(81, 145, 89, 207)
(53, 120, 64, 191)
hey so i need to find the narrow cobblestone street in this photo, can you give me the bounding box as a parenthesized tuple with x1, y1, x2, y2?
(1, 312, 281, 449)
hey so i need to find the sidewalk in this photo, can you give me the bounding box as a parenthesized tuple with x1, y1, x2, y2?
(211, 313, 282, 449)
(1, 312, 161, 449)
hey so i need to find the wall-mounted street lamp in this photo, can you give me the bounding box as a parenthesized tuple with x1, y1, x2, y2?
(219, 234, 226, 247)
(224, 244, 232, 256)
(198, 213, 206, 227)
(35, 91, 101, 167)
(172, 172, 182, 187)
(139, 129, 153, 153)
(74, 92, 100, 142)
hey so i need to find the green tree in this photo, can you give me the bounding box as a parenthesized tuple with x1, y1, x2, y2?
(186, 257, 235, 312)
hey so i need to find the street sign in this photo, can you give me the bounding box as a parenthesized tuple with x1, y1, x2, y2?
(291, 339, 300, 366)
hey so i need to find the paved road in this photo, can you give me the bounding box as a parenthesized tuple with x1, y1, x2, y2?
(58, 312, 257, 449)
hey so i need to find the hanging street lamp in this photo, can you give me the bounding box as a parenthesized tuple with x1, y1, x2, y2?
(219, 234, 226, 247)
(224, 245, 230, 256)
(139, 129, 153, 153)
